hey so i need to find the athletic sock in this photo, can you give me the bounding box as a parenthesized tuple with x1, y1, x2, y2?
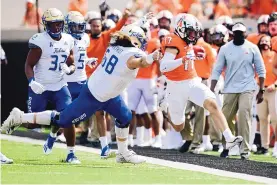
(99, 136, 108, 149)
(223, 128, 235, 142)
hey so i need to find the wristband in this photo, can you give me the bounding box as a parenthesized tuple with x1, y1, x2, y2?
(28, 77, 34, 83)
(146, 53, 154, 64)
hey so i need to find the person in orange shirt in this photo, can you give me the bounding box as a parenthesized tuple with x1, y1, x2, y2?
(22, 0, 42, 28)
(85, 9, 130, 154)
(247, 15, 269, 45)
(256, 35, 277, 156)
(268, 12, 277, 52)
(151, 10, 173, 38)
(159, 14, 242, 153)
(213, 0, 231, 19)
(68, 0, 88, 16)
(127, 27, 163, 148)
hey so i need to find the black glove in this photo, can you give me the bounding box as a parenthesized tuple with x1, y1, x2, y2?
(99, 0, 110, 16)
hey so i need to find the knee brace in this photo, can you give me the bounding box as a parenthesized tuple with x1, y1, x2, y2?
(115, 119, 130, 128)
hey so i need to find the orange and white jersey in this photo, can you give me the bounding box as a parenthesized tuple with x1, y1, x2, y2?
(161, 33, 198, 81)
(247, 33, 266, 45)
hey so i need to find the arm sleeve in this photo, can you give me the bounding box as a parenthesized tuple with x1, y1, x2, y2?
(159, 52, 183, 72)
(211, 46, 226, 80)
(253, 45, 266, 78)
(103, 18, 127, 43)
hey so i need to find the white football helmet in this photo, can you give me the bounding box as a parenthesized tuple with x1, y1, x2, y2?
(257, 14, 269, 24)
(107, 9, 122, 23)
(102, 19, 116, 31)
(120, 24, 147, 50)
(156, 10, 173, 22)
(210, 24, 229, 46)
(216, 15, 233, 31)
(64, 11, 86, 39)
(42, 8, 64, 38)
(174, 13, 199, 45)
(85, 11, 101, 22)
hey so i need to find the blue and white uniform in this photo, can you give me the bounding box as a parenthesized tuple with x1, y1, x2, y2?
(64, 33, 90, 100)
(28, 32, 74, 112)
(54, 45, 145, 128)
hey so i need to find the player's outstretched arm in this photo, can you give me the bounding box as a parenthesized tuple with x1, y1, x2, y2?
(127, 49, 162, 69)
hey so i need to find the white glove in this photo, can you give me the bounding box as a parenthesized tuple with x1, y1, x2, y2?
(29, 80, 45, 94)
(185, 49, 196, 61)
(60, 63, 71, 74)
(85, 57, 98, 68)
(146, 49, 163, 64)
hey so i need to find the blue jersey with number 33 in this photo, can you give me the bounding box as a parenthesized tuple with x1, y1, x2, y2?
(88, 45, 145, 102)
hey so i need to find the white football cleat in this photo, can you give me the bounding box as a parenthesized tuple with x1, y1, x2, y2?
(0, 153, 13, 164)
(229, 145, 240, 156)
(116, 150, 146, 164)
(226, 136, 243, 150)
(1, 108, 23, 134)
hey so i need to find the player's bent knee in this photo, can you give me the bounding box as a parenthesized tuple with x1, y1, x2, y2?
(115, 109, 132, 128)
(203, 98, 219, 114)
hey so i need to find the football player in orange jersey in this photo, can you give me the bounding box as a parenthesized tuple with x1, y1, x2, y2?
(151, 10, 173, 38)
(247, 15, 269, 45)
(159, 13, 243, 154)
(216, 15, 234, 41)
(269, 12, 277, 52)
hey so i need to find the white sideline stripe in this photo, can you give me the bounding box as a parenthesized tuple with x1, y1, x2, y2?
(1, 135, 277, 184)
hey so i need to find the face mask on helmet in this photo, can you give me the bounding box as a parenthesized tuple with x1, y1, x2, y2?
(131, 34, 147, 51)
(45, 21, 64, 38)
(68, 23, 86, 39)
(211, 33, 225, 46)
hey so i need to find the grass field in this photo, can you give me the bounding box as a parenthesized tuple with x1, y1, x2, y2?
(1, 139, 260, 184)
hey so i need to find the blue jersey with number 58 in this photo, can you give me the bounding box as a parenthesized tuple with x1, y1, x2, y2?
(28, 32, 74, 91)
(88, 45, 145, 102)
(65, 33, 90, 82)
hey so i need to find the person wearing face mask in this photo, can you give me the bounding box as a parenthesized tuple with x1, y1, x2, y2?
(151, 10, 174, 39)
(268, 12, 277, 52)
(255, 35, 277, 156)
(211, 22, 266, 159)
(247, 14, 269, 45)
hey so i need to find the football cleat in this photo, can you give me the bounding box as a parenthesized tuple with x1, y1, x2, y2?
(226, 136, 243, 150)
(0, 153, 13, 164)
(100, 145, 116, 159)
(43, 135, 56, 155)
(116, 150, 146, 164)
(65, 153, 81, 164)
(1, 108, 23, 134)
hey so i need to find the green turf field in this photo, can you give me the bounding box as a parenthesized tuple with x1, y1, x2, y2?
(1, 140, 260, 184)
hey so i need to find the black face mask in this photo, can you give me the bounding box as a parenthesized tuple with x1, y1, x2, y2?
(91, 33, 101, 39)
(260, 44, 270, 50)
(233, 31, 245, 45)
